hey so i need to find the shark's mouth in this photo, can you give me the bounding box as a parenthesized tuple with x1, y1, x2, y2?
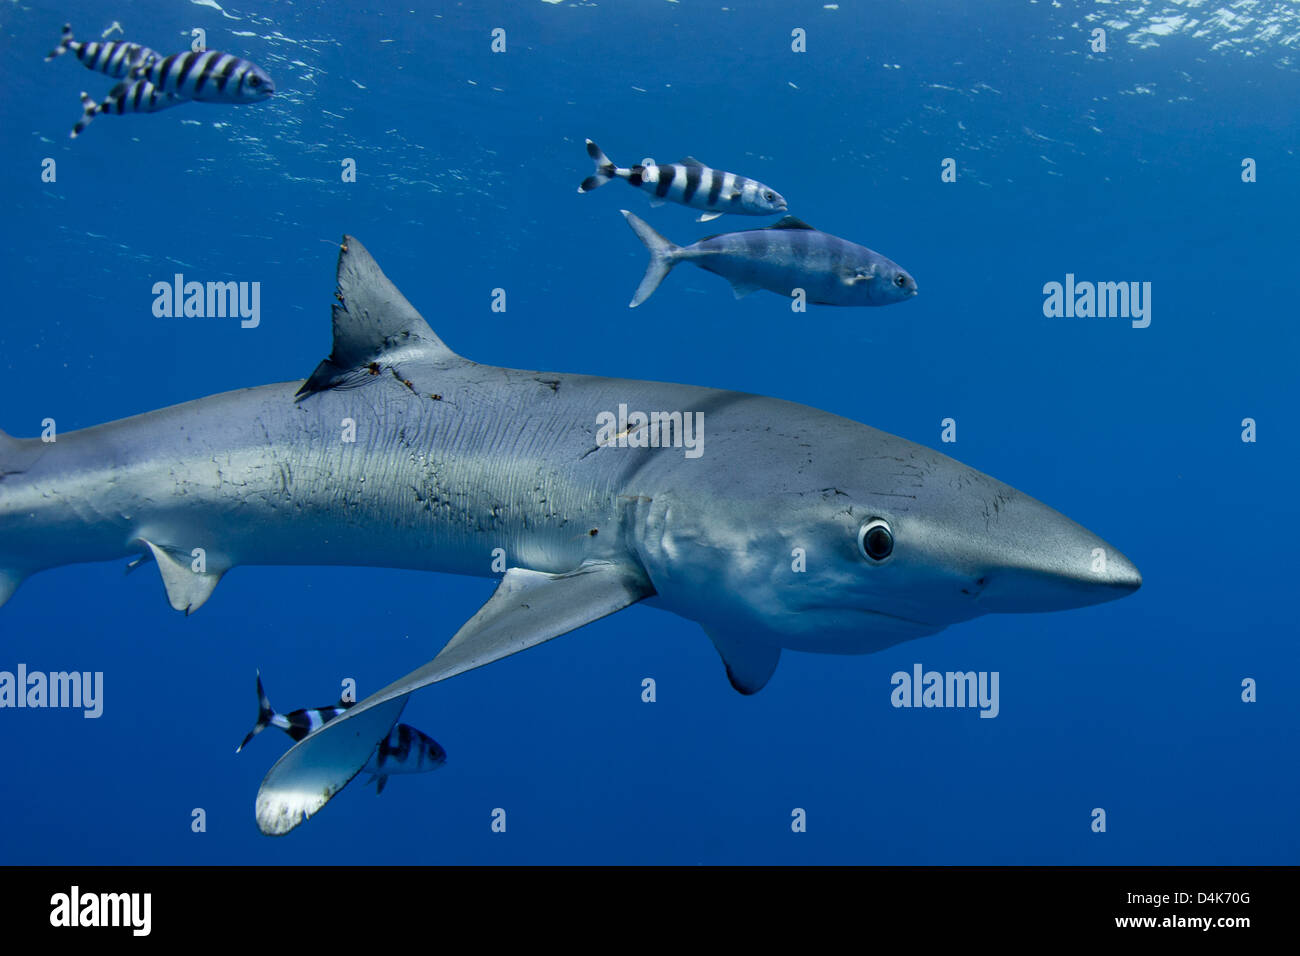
(802, 604, 946, 634)
(776, 604, 949, 655)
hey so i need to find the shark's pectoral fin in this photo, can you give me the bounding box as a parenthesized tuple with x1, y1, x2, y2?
(139, 539, 225, 615)
(696, 211, 725, 222)
(706, 628, 781, 695)
(255, 560, 654, 835)
(399, 561, 653, 684)
(729, 279, 761, 299)
(256, 697, 409, 836)
(297, 236, 464, 399)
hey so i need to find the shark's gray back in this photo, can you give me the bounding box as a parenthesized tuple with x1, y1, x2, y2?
(0, 346, 852, 589)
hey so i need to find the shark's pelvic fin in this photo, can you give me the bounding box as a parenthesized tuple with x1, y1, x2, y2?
(707, 628, 781, 695)
(255, 559, 654, 835)
(139, 539, 225, 615)
(0, 570, 22, 610)
(297, 235, 463, 399)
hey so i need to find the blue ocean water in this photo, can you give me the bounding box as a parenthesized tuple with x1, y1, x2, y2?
(0, 0, 1296, 865)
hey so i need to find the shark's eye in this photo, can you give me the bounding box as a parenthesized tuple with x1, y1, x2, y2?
(858, 518, 894, 561)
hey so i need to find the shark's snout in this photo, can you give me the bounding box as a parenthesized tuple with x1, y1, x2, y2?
(957, 491, 1142, 615)
(974, 550, 1141, 613)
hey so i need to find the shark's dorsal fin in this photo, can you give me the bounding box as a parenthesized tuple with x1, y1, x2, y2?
(297, 236, 461, 399)
(256, 560, 654, 834)
(767, 216, 816, 231)
(706, 628, 781, 695)
(139, 539, 225, 615)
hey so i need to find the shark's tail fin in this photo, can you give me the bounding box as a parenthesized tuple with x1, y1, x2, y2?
(578, 139, 620, 193)
(237, 671, 277, 753)
(0, 428, 28, 609)
(621, 210, 683, 308)
(45, 24, 74, 62)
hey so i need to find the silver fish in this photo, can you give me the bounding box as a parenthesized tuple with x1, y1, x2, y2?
(621, 210, 918, 307)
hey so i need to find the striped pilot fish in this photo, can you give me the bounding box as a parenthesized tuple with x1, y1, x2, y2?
(45, 24, 157, 78)
(580, 139, 787, 222)
(70, 79, 187, 138)
(620, 210, 918, 308)
(237, 673, 446, 794)
(128, 48, 275, 103)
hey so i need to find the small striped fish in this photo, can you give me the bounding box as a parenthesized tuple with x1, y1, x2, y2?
(237, 672, 446, 794)
(70, 79, 188, 138)
(129, 49, 275, 103)
(45, 24, 157, 79)
(579, 139, 787, 222)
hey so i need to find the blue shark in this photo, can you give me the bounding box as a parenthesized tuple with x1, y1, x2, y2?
(0, 237, 1140, 834)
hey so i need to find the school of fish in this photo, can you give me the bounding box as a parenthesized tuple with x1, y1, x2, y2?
(45, 24, 274, 137)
